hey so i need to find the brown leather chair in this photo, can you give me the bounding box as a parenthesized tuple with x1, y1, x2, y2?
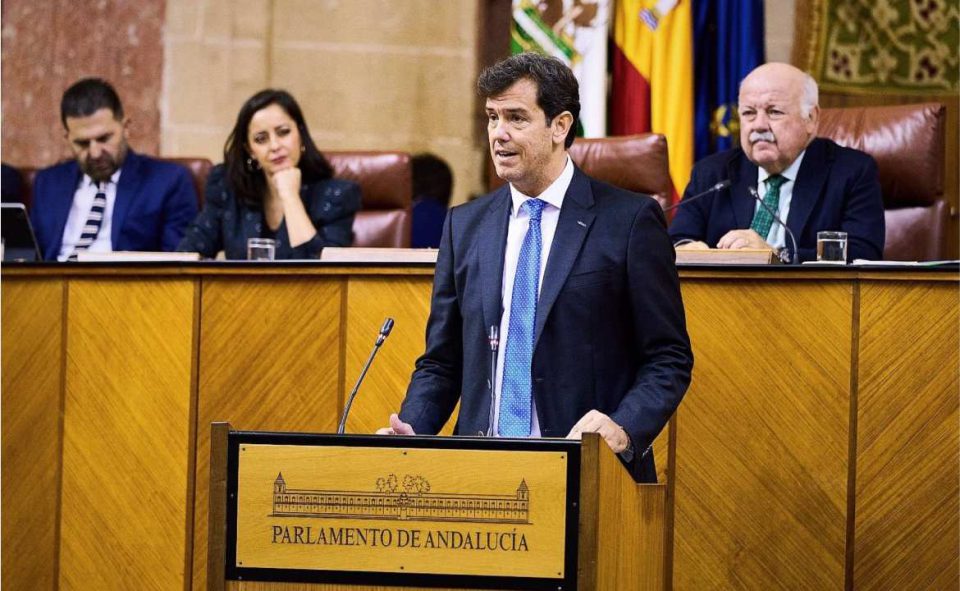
(487, 133, 674, 211)
(818, 103, 948, 260)
(325, 151, 412, 247)
(163, 157, 213, 207)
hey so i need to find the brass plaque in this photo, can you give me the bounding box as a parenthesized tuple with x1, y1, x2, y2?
(233, 441, 571, 580)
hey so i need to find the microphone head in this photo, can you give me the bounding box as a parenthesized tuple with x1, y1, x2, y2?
(380, 317, 395, 336)
(714, 179, 732, 191)
(748, 185, 760, 198)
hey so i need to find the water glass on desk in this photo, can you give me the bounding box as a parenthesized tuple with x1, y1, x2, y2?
(817, 231, 848, 263)
(247, 238, 276, 261)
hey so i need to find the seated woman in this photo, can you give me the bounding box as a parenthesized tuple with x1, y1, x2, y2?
(178, 89, 360, 259)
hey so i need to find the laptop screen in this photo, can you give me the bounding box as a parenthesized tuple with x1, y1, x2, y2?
(1, 203, 42, 261)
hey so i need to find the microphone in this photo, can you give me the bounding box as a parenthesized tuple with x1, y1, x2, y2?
(337, 318, 395, 434)
(485, 325, 499, 437)
(663, 179, 732, 212)
(747, 186, 800, 265)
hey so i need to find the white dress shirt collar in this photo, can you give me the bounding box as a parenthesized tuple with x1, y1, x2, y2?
(508, 155, 574, 215)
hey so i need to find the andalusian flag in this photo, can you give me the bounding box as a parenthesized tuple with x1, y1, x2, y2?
(612, 0, 694, 201)
(511, 0, 611, 138)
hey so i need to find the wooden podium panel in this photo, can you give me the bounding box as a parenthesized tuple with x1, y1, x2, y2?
(1, 279, 64, 591)
(217, 430, 581, 590)
(58, 279, 196, 590)
(191, 277, 346, 591)
(673, 279, 853, 589)
(854, 280, 959, 589)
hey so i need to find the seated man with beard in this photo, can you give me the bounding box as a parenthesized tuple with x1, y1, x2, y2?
(669, 63, 885, 262)
(31, 78, 197, 261)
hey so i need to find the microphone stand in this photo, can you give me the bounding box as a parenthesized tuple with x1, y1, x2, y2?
(485, 325, 499, 437)
(748, 186, 800, 265)
(337, 318, 394, 434)
(663, 179, 732, 213)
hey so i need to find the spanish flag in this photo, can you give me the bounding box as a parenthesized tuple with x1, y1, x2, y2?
(612, 0, 694, 203)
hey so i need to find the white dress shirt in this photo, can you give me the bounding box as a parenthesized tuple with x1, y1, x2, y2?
(57, 169, 121, 261)
(756, 150, 805, 249)
(492, 156, 574, 437)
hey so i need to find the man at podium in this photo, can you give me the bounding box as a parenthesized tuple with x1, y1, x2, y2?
(378, 53, 693, 483)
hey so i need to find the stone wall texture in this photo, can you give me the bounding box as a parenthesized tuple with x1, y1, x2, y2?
(162, 0, 484, 204)
(1, 0, 165, 167)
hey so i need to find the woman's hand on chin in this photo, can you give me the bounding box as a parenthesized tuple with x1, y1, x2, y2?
(270, 166, 301, 201)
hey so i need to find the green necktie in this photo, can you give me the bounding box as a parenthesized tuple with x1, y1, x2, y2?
(750, 174, 787, 239)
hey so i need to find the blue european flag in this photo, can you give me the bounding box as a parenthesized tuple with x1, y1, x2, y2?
(693, 0, 765, 161)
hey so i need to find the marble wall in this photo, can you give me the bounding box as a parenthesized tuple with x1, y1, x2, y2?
(1, 0, 165, 167)
(162, 0, 485, 204)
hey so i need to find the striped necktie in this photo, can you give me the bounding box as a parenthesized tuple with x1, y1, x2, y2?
(750, 174, 787, 239)
(68, 182, 107, 261)
(499, 198, 546, 437)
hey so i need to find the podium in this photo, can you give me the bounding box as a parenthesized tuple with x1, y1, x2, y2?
(207, 423, 667, 590)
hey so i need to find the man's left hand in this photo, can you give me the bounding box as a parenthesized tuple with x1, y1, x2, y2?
(566, 410, 630, 453)
(716, 228, 774, 251)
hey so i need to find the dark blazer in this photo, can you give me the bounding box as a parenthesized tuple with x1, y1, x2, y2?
(398, 167, 694, 482)
(176, 164, 361, 259)
(31, 151, 198, 260)
(669, 137, 885, 262)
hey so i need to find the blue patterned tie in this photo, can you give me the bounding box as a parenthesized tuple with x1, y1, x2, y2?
(499, 198, 545, 437)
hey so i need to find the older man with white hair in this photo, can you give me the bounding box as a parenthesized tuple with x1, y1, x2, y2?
(670, 62, 885, 262)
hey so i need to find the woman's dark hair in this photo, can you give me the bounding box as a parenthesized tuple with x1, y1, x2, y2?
(224, 89, 333, 207)
(477, 53, 580, 149)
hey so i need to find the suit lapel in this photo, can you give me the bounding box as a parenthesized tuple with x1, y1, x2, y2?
(112, 151, 143, 245)
(786, 138, 830, 237)
(479, 187, 511, 333)
(730, 155, 759, 229)
(534, 168, 594, 347)
(50, 163, 83, 253)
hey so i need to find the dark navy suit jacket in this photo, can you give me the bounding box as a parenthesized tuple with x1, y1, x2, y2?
(176, 164, 361, 259)
(669, 137, 885, 262)
(31, 151, 198, 260)
(398, 167, 694, 482)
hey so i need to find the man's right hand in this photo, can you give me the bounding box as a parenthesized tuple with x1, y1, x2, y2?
(375, 413, 416, 435)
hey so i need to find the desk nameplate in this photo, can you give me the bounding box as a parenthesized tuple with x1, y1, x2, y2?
(225, 433, 580, 590)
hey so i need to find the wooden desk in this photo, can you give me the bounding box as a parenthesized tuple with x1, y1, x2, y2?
(2, 263, 957, 590)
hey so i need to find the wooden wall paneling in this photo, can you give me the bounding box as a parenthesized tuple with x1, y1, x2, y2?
(341, 276, 445, 435)
(58, 278, 196, 590)
(1, 279, 65, 591)
(192, 277, 345, 591)
(853, 280, 959, 590)
(673, 279, 853, 589)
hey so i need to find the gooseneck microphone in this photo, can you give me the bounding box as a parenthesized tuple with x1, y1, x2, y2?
(337, 318, 395, 434)
(747, 186, 800, 265)
(663, 179, 732, 212)
(485, 325, 500, 437)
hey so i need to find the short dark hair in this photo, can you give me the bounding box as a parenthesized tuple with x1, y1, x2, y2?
(224, 89, 333, 208)
(60, 78, 124, 128)
(477, 52, 580, 148)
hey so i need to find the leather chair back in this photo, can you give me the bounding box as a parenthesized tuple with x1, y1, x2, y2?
(164, 157, 213, 208)
(568, 134, 673, 211)
(325, 151, 412, 247)
(487, 133, 673, 211)
(818, 103, 948, 260)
